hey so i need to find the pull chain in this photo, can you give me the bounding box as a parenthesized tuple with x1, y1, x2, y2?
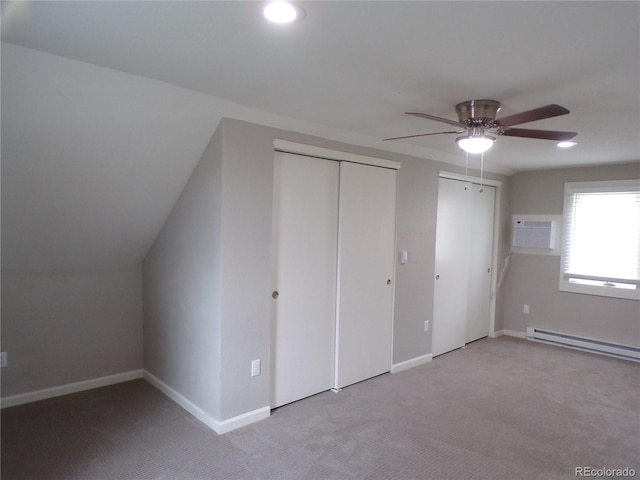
(465, 151, 469, 176)
(479, 151, 484, 192)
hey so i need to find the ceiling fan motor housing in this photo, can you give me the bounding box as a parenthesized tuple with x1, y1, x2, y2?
(455, 99, 501, 126)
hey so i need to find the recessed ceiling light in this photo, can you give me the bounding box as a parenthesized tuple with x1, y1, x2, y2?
(263, 1, 305, 24)
(557, 141, 577, 148)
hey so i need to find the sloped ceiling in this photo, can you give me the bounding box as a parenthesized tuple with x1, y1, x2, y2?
(1, 44, 225, 270)
(2, 1, 639, 271)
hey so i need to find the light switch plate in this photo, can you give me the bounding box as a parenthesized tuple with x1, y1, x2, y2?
(251, 359, 261, 377)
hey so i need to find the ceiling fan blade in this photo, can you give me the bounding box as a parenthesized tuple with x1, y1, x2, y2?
(406, 112, 465, 127)
(500, 128, 577, 141)
(383, 130, 463, 141)
(494, 104, 570, 127)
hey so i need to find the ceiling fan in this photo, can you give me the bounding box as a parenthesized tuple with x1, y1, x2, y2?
(384, 99, 577, 154)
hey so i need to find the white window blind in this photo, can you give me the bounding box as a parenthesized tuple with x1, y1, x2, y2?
(561, 180, 640, 299)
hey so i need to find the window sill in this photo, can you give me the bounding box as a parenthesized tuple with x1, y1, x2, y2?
(559, 278, 640, 300)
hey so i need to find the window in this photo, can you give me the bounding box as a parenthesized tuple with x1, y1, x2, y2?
(560, 179, 640, 300)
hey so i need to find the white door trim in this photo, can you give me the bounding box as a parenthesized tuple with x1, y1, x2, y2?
(274, 139, 401, 170)
(439, 170, 502, 187)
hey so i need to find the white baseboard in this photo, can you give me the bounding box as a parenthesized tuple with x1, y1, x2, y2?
(0, 367, 270, 434)
(391, 353, 433, 373)
(492, 329, 526, 339)
(143, 370, 221, 433)
(217, 406, 271, 434)
(0, 370, 143, 409)
(142, 370, 270, 435)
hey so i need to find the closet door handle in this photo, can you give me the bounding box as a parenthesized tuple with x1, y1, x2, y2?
(272, 290, 279, 299)
(387, 279, 392, 285)
(435, 274, 440, 280)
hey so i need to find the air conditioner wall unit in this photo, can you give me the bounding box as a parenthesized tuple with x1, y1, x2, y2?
(512, 219, 555, 249)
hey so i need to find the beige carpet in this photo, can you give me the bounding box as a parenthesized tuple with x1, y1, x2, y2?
(2, 336, 639, 479)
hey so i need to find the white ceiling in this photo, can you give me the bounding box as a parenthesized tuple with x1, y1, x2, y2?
(2, 1, 639, 270)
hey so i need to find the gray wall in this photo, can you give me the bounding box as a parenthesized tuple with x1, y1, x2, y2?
(143, 124, 224, 418)
(393, 152, 440, 362)
(1, 264, 143, 397)
(142, 117, 510, 424)
(216, 119, 274, 420)
(503, 162, 640, 346)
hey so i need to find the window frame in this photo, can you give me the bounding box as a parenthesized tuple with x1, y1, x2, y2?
(559, 179, 640, 301)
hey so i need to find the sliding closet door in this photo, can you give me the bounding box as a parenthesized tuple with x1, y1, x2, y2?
(466, 185, 495, 343)
(432, 178, 471, 357)
(433, 177, 496, 356)
(271, 152, 339, 408)
(334, 162, 397, 389)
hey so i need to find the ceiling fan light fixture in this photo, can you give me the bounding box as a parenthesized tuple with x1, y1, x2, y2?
(263, 1, 305, 24)
(456, 135, 495, 154)
(557, 141, 577, 148)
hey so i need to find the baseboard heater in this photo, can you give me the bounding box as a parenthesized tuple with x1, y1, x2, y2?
(526, 327, 640, 363)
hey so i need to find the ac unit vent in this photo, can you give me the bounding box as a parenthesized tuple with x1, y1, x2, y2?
(512, 220, 555, 249)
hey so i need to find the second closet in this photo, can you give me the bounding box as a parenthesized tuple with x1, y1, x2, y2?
(271, 150, 398, 408)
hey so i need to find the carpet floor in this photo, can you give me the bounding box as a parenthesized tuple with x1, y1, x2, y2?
(2, 336, 639, 479)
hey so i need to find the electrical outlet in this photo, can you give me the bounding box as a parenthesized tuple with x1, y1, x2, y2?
(424, 320, 430, 332)
(251, 359, 261, 377)
(0, 352, 7, 368)
(523, 304, 530, 314)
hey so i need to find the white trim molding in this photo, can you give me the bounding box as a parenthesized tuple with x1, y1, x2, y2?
(143, 370, 220, 433)
(492, 329, 527, 339)
(1, 368, 278, 434)
(216, 406, 271, 434)
(391, 353, 433, 373)
(274, 139, 401, 170)
(143, 370, 270, 435)
(439, 170, 503, 188)
(0, 370, 143, 409)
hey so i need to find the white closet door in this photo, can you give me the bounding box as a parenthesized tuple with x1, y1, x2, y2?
(433, 178, 496, 356)
(271, 152, 339, 408)
(334, 162, 396, 389)
(432, 178, 471, 357)
(466, 185, 496, 343)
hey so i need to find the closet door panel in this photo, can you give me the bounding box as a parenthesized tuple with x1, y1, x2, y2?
(432, 178, 471, 357)
(335, 162, 396, 389)
(271, 152, 339, 407)
(433, 177, 496, 356)
(466, 185, 495, 343)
